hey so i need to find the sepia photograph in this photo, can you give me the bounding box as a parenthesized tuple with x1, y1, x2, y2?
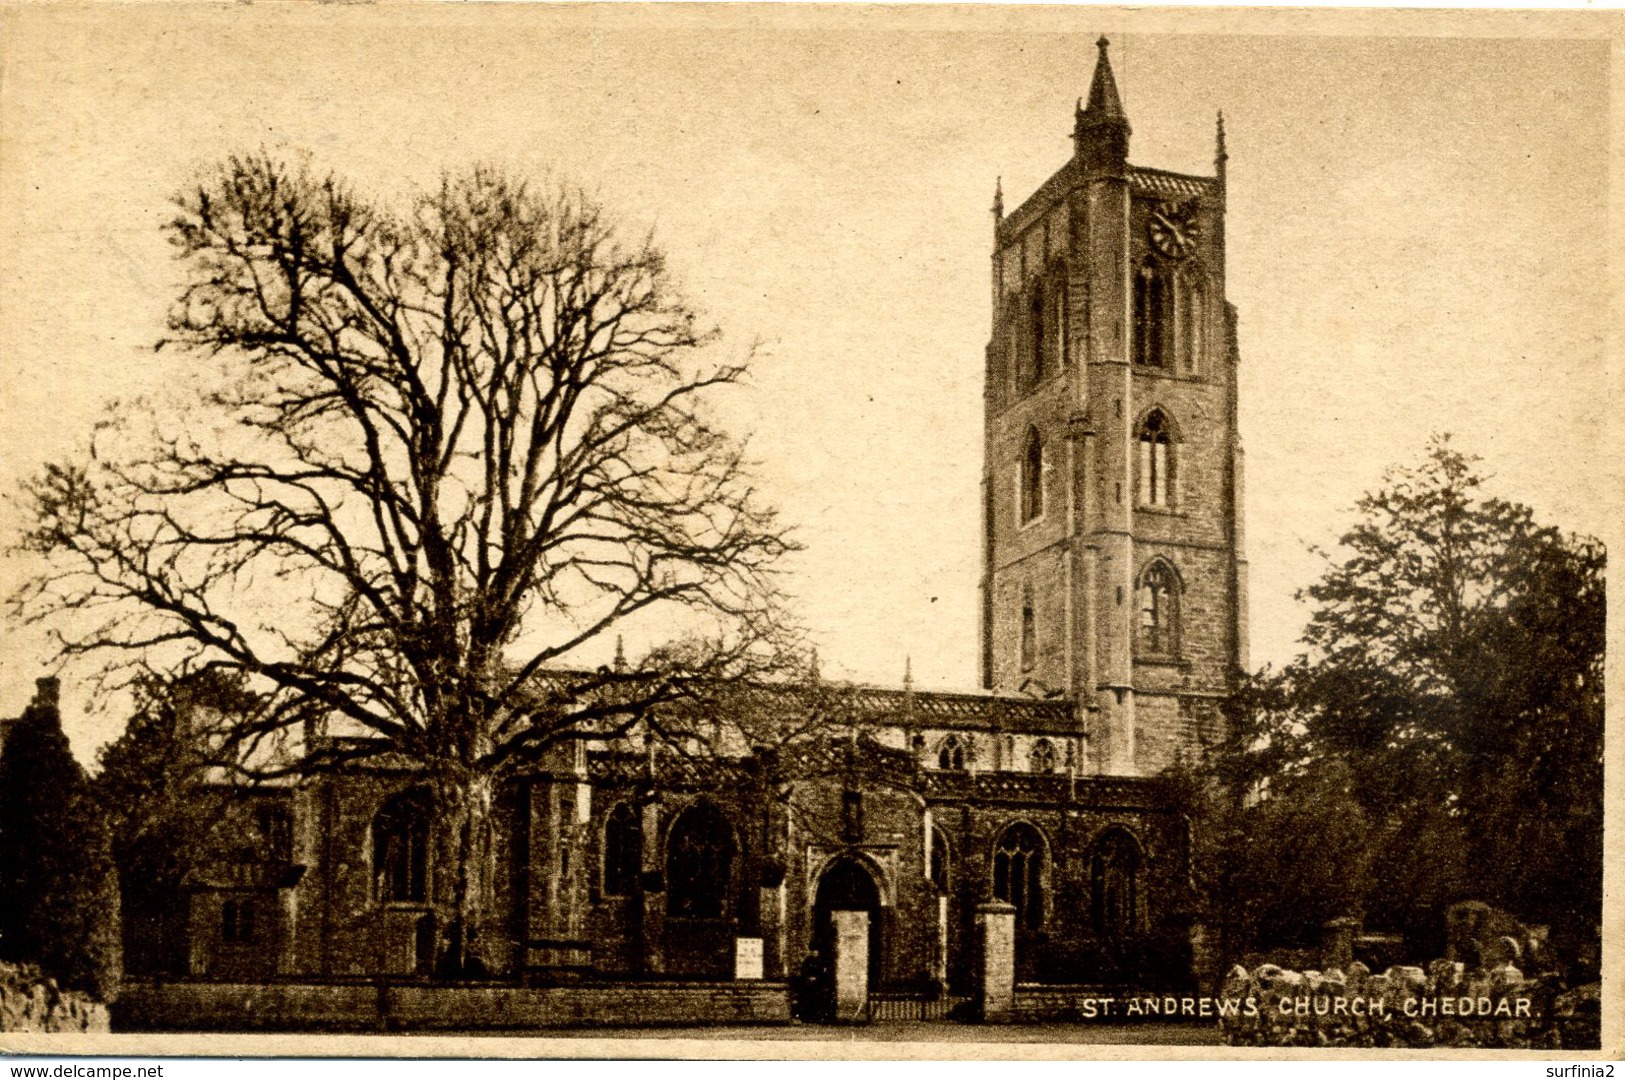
(0, 3, 1614, 1061)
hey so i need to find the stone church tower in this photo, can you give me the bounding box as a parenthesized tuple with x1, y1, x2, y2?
(980, 39, 1248, 777)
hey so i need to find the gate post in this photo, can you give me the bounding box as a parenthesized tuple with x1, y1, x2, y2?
(832, 909, 870, 1023)
(933, 893, 950, 992)
(976, 900, 1017, 1023)
(759, 883, 786, 979)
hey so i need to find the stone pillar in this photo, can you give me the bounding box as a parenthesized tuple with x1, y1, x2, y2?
(759, 884, 786, 979)
(976, 900, 1017, 1023)
(832, 910, 870, 1024)
(1321, 916, 1358, 973)
(1189, 920, 1217, 995)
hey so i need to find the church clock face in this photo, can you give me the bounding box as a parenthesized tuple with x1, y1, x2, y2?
(1147, 202, 1200, 259)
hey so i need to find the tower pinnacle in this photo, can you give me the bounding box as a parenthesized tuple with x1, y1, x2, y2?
(1082, 37, 1129, 128)
(1074, 35, 1130, 173)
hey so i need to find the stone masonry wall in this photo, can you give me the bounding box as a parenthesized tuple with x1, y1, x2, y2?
(0, 961, 110, 1033)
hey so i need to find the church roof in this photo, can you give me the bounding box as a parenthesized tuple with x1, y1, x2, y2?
(838, 683, 1074, 733)
(1127, 166, 1213, 200)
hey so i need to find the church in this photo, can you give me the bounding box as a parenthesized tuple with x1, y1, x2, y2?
(138, 39, 1248, 1006)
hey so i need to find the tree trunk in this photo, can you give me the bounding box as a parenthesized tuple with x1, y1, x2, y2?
(434, 769, 497, 978)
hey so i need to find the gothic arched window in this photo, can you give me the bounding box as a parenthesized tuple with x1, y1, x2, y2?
(666, 803, 735, 919)
(1020, 428, 1044, 523)
(992, 823, 1045, 930)
(1134, 263, 1170, 368)
(1020, 586, 1037, 672)
(929, 829, 951, 893)
(372, 789, 430, 904)
(1030, 739, 1056, 774)
(937, 734, 966, 771)
(1138, 411, 1172, 507)
(603, 802, 642, 897)
(1138, 562, 1180, 657)
(1091, 830, 1143, 940)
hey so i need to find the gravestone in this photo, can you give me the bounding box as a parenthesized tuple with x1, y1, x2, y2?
(1321, 916, 1358, 973)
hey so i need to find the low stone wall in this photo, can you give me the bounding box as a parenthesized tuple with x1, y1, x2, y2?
(1217, 960, 1598, 1049)
(0, 962, 110, 1033)
(114, 979, 791, 1032)
(1013, 985, 1133, 1024)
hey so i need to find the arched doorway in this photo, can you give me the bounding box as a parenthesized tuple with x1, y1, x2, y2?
(812, 857, 883, 992)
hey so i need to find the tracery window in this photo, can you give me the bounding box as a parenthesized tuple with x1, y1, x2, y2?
(255, 805, 292, 862)
(1138, 561, 1180, 657)
(1029, 739, 1056, 774)
(1091, 830, 1143, 940)
(1134, 263, 1170, 368)
(603, 802, 642, 897)
(666, 803, 735, 919)
(937, 735, 966, 772)
(992, 823, 1045, 930)
(1138, 410, 1172, 507)
(372, 789, 430, 904)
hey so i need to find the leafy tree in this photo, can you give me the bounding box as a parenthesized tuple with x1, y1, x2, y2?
(95, 670, 259, 975)
(0, 683, 122, 999)
(1200, 437, 1603, 959)
(14, 156, 804, 972)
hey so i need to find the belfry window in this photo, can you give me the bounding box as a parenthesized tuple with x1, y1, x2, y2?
(937, 735, 966, 771)
(1138, 411, 1172, 507)
(992, 823, 1045, 930)
(602, 803, 642, 897)
(1134, 264, 1170, 368)
(1020, 428, 1044, 523)
(372, 789, 430, 904)
(1030, 739, 1056, 774)
(1138, 562, 1180, 657)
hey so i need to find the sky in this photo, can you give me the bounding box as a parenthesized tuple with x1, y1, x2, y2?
(0, 5, 1614, 760)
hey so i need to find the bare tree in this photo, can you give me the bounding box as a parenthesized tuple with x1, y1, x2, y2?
(13, 154, 804, 970)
